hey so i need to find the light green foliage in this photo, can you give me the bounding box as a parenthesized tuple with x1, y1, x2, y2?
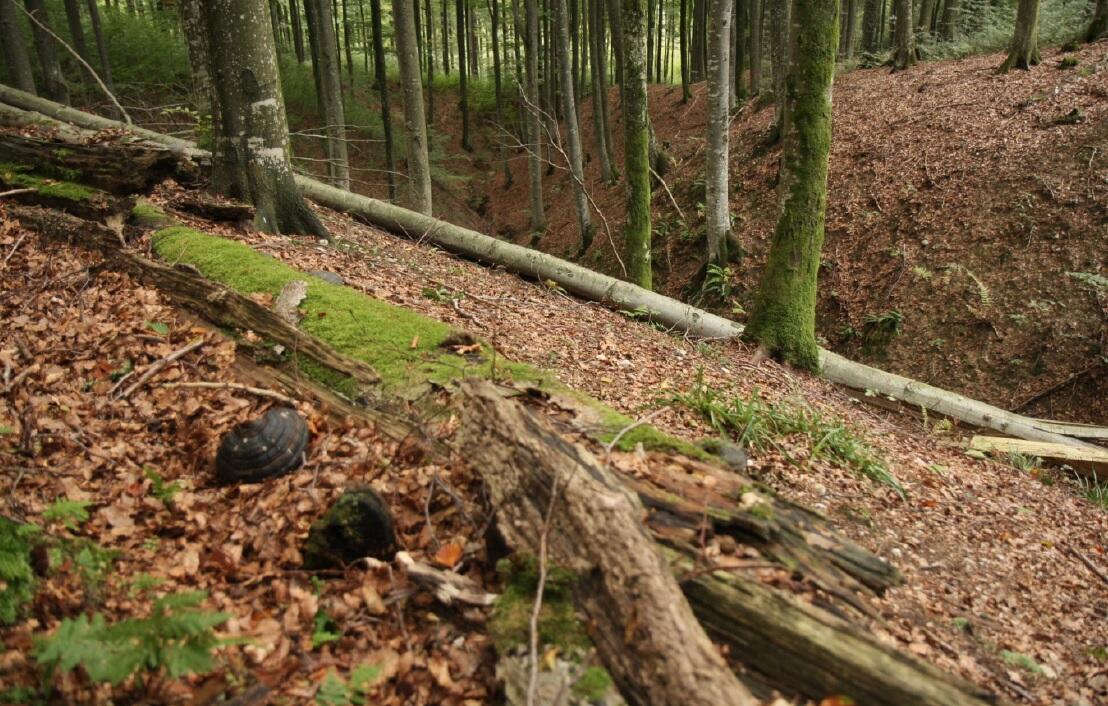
(34, 591, 230, 686)
(916, 0, 1089, 60)
(1067, 271, 1108, 292)
(673, 373, 905, 495)
(571, 666, 613, 701)
(1006, 451, 1042, 473)
(952, 616, 971, 631)
(311, 608, 342, 649)
(315, 663, 384, 706)
(42, 498, 91, 530)
(701, 263, 735, 301)
(0, 163, 98, 202)
(861, 309, 904, 355)
(0, 519, 40, 625)
(489, 555, 590, 654)
(1000, 650, 1045, 676)
(143, 467, 182, 509)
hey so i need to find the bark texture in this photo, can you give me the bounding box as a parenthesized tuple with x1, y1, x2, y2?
(998, 0, 1041, 72)
(24, 0, 69, 104)
(179, 0, 213, 122)
(767, 0, 789, 138)
(1089, 0, 1108, 41)
(393, 0, 433, 215)
(940, 0, 960, 41)
(84, 0, 113, 93)
(524, 0, 546, 233)
(305, 0, 351, 189)
(705, 0, 732, 265)
(622, 0, 653, 288)
(589, 0, 616, 183)
(0, 0, 36, 93)
(861, 0, 883, 51)
(203, 0, 327, 236)
(892, 0, 915, 70)
(748, 0, 762, 93)
(744, 0, 838, 371)
(554, 0, 593, 255)
(457, 380, 756, 706)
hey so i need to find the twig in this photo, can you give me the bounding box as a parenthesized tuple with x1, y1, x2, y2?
(157, 381, 296, 405)
(3, 232, 28, 266)
(604, 406, 671, 459)
(112, 337, 204, 399)
(526, 465, 562, 706)
(10, 0, 130, 124)
(650, 166, 686, 223)
(451, 298, 486, 328)
(1067, 545, 1108, 588)
(0, 188, 35, 199)
(0, 366, 35, 395)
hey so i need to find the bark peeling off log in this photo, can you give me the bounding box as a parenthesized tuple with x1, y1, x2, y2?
(456, 379, 757, 706)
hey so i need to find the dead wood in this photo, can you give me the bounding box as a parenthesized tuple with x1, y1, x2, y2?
(171, 193, 256, 222)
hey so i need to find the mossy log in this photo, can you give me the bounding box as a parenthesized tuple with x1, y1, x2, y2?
(0, 88, 1102, 445)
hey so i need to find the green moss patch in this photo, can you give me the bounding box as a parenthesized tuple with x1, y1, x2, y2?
(0, 163, 98, 202)
(489, 555, 590, 654)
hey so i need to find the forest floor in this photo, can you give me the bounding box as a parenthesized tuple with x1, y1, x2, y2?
(404, 41, 1108, 427)
(3, 170, 1105, 704)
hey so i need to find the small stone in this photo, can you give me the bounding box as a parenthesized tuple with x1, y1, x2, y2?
(303, 486, 396, 569)
(718, 535, 737, 555)
(309, 270, 345, 285)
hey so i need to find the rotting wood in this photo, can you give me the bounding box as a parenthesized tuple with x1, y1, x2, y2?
(0, 88, 1104, 447)
(969, 435, 1108, 478)
(458, 381, 1005, 706)
(456, 379, 757, 706)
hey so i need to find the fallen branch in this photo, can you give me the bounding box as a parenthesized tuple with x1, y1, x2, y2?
(113, 337, 204, 399)
(395, 551, 498, 606)
(157, 381, 297, 405)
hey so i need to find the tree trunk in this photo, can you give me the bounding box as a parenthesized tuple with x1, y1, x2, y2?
(368, 0, 397, 199)
(590, 0, 616, 183)
(203, 0, 327, 236)
(393, 0, 433, 214)
(916, 0, 935, 34)
(456, 0, 474, 150)
(554, 0, 593, 255)
(748, 0, 761, 93)
(24, 0, 69, 104)
(342, 0, 355, 86)
(733, 0, 745, 98)
(744, 0, 838, 371)
(290, 0, 306, 61)
(680, 0, 691, 100)
(442, 0, 451, 73)
(705, 0, 732, 266)
(1087, 0, 1107, 41)
(892, 0, 915, 70)
(85, 0, 114, 93)
(841, 0, 856, 58)
(490, 0, 511, 186)
(606, 0, 624, 84)
(998, 0, 1040, 72)
(180, 0, 214, 123)
(62, 0, 95, 89)
(524, 0, 546, 233)
(0, 0, 36, 94)
(457, 381, 757, 706)
(425, 0, 436, 119)
(622, 0, 652, 288)
(862, 0, 883, 51)
(306, 0, 352, 189)
(939, 0, 959, 40)
(768, 0, 788, 140)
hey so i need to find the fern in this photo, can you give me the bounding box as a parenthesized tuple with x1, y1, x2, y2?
(35, 591, 230, 685)
(0, 519, 39, 625)
(1067, 271, 1108, 293)
(42, 499, 91, 530)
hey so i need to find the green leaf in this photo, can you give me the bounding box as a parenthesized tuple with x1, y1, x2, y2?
(145, 321, 170, 335)
(42, 499, 91, 530)
(316, 671, 351, 706)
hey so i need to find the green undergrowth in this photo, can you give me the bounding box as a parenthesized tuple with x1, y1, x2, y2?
(148, 225, 708, 459)
(489, 555, 590, 654)
(672, 372, 905, 497)
(0, 163, 98, 202)
(0, 518, 39, 626)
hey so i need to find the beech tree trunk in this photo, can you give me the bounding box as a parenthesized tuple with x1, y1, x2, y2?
(744, 0, 838, 371)
(306, 0, 351, 189)
(939, 0, 959, 40)
(369, 0, 397, 200)
(589, 0, 616, 183)
(1088, 0, 1108, 41)
(490, 0, 511, 186)
(768, 0, 788, 139)
(892, 0, 915, 70)
(524, 0, 546, 233)
(841, 0, 856, 58)
(998, 0, 1040, 72)
(0, 0, 36, 94)
(748, 0, 761, 93)
(203, 0, 327, 236)
(84, 0, 113, 93)
(393, 0, 433, 214)
(24, 0, 69, 104)
(554, 0, 593, 255)
(607, 0, 624, 84)
(180, 0, 213, 119)
(456, 0, 474, 151)
(622, 0, 652, 288)
(289, 0, 306, 61)
(862, 0, 883, 51)
(733, 0, 745, 98)
(680, 0, 691, 100)
(62, 0, 93, 89)
(705, 0, 732, 266)
(425, 0, 436, 120)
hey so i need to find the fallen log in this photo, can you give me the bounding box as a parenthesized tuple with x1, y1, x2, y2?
(458, 381, 1004, 706)
(0, 86, 1103, 448)
(969, 435, 1108, 479)
(456, 380, 757, 706)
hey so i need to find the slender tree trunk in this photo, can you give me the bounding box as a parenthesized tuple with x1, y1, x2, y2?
(290, 0, 306, 61)
(733, 0, 745, 98)
(393, 0, 433, 214)
(705, 0, 732, 265)
(745, 0, 839, 371)
(553, 0, 593, 254)
(455, 0, 473, 150)
(748, 0, 761, 93)
(203, 0, 327, 236)
(24, 0, 69, 104)
(524, 0, 546, 233)
(442, 0, 451, 73)
(655, 0, 663, 81)
(862, 0, 883, 51)
(646, 0, 654, 80)
(1087, 0, 1107, 41)
(425, 0, 436, 119)
(607, 0, 623, 84)
(342, 0, 355, 85)
(62, 0, 94, 90)
(939, 0, 959, 40)
(841, 0, 856, 57)
(768, 0, 788, 139)
(180, 0, 213, 123)
(85, 0, 113, 91)
(621, 0, 651, 288)
(680, 0, 690, 99)
(0, 0, 36, 93)
(892, 0, 915, 70)
(370, 0, 398, 198)
(590, 0, 616, 182)
(308, 0, 351, 189)
(490, 0, 512, 185)
(998, 0, 1040, 71)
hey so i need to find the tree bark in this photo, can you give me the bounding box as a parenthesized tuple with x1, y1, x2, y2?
(589, 0, 616, 183)
(524, 0, 546, 233)
(767, 0, 788, 139)
(84, 0, 114, 93)
(841, 0, 856, 58)
(680, 0, 691, 100)
(203, 0, 327, 236)
(289, 0, 306, 61)
(24, 0, 69, 104)
(998, 0, 1040, 72)
(369, 0, 397, 201)
(705, 0, 732, 266)
(1088, 0, 1107, 41)
(744, 0, 838, 371)
(939, 0, 960, 40)
(733, 0, 745, 98)
(490, 0, 512, 186)
(606, 0, 624, 84)
(622, 0, 652, 288)
(62, 0, 93, 89)
(748, 0, 761, 93)
(554, 0, 594, 255)
(862, 0, 883, 51)
(425, 0, 436, 119)
(892, 0, 915, 70)
(393, 0, 433, 214)
(180, 0, 214, 121)
(457, 380, 757, 706)
(456, 0, 474, 150)
(0, 0, 36, 94)
(306, 0, 352, 189)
